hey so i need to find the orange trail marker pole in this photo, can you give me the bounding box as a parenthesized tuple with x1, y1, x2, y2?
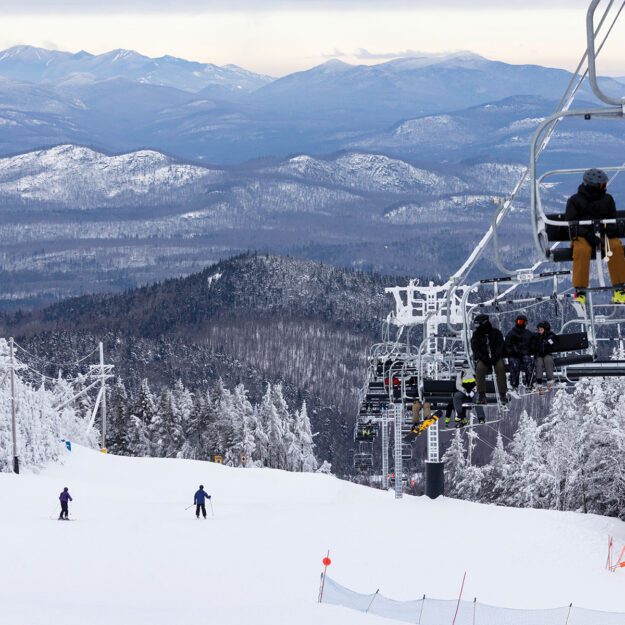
(452, 571, 467, 625)
(318, 550, 332, 603)
(606, 535, 614, 570)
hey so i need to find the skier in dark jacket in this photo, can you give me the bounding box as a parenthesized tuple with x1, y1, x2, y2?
(565, 169, 625, 305)
(531, 321, 559, 390)
(470, 314, 508, 404)
(193, 485, 211, 519)
(58, 487, 72, 520)
(505, 314, 535, 391)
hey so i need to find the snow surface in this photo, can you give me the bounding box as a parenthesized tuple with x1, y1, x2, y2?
(1, 446, 625, 625)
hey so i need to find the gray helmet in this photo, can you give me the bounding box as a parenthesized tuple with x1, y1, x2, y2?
(583, 168, 609, 187)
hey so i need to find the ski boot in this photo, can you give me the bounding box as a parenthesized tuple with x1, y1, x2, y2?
(454, 417, 468, 428)
(613, 290, 625, 305)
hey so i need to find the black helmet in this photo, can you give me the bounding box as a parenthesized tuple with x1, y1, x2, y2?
(583, 168, 609, 187)
(63, 487, 68, 491)
(537, 321, 551, 332)
(515, 314, 528, 324)
(473, 314, 490, 329)
(199, 485, 204, 489)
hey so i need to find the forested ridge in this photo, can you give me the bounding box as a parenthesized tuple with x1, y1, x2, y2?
(1, 253, 410, 473)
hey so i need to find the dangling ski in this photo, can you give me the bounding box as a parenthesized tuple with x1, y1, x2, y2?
(441, 419, 500, 432)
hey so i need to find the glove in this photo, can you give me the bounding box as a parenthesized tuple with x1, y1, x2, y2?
(208, 496, 211, 499)
(583, 231, 602, 248)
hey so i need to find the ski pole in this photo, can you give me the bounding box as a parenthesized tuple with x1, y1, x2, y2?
(185, 504, 194, 510)
(209, 498, 214, 517)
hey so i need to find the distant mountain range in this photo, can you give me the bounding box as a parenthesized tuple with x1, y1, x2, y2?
(0, 45, 623, 162)
(0, 141, 588, 309)
(0, 45, 272, 94)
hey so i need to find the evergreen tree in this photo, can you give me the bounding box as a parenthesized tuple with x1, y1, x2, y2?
(442, 431, 467, 499)
(107, 377, 129, 455)
(480, 432, 510, 505)
(295, 401, 318, 472)
(503, 411, 544, 509)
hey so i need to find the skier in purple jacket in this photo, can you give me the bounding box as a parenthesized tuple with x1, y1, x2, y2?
(59, 487, 73, 520)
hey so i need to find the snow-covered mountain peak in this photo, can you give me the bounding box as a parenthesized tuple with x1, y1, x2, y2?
(312, 59, 354, 73)
(0, 144, 223, 206)
(272, 151, 467, 194)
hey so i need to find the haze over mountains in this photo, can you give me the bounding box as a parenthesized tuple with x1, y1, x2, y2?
(1, 45, 623, 162)
(1, 44, 624, 308)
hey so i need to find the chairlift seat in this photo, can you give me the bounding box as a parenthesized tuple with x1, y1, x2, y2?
(545, 211, 625, 261)
(564, 360, 625, 378)
(553, 332, 589, 352)
(421, 378, 497, 405)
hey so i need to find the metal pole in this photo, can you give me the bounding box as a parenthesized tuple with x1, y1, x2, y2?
(365, 589, 379, 613)
(417, 595, 426, 625)
(381, 416, 389, 490)
(99, 342, 107, 449)
(9, 337, 19, 474)
(393, 403, 403, 499)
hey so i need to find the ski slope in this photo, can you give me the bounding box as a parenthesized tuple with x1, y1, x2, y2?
(1, 446, 625, 625)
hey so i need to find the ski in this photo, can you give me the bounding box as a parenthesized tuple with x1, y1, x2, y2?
(441, 419, 501, 432)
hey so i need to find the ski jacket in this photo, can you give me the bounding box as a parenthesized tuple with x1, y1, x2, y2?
(565, 184, 620, 240)
(531, 331, 559, 357)
(194, 489, 210, 505)
(470, 321, 505, 367)
(455, 370, 477, 395)
(505, 326, 534, 358)
(59, 491, 72, 503)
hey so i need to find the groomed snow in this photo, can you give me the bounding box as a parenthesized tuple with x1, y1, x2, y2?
(1, 446, 625, 625)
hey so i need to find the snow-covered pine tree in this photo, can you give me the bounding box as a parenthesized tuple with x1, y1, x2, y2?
(479, 432, 511, 505)
(106, 377, 129, 455)
(0, 339, 98, 471)
(574, 377, 625, 518)
(538, 387, 582, 511)
(172, 380, 194, 459)
(270, 384, 290, 469)
(442, 430, 467, 498)
(503, 411, 544, 509)
(254, 385, 271, 466)
(295, 401, 318, 472)
(230, 384, 257, 467)
(124, 414, 152, 457)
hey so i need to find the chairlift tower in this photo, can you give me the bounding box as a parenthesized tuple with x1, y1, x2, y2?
(385, 280, 465, 499)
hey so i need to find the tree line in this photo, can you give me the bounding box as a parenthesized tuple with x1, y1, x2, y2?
(106, 377, 320, 473)
(443, 375, 625, 519)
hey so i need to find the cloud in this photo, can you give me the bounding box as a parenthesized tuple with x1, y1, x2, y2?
(1, 0, 591, 12)
(324, 48, 478, 61)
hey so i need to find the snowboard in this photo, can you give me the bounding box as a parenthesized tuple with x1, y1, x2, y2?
(404, 415, 439, 440)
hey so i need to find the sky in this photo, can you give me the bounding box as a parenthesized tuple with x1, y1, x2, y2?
(1, 1, 623, 76)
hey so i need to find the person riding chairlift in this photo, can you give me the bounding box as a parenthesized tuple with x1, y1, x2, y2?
(505, 314, 534, 393)
(470, 313, 508, 405)
(566, 169, 625, 305)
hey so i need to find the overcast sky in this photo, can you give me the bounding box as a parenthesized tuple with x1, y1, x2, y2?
(1, 1, 623, 76)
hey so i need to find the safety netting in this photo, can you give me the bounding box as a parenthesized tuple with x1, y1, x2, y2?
(320, 576, 625, 625)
